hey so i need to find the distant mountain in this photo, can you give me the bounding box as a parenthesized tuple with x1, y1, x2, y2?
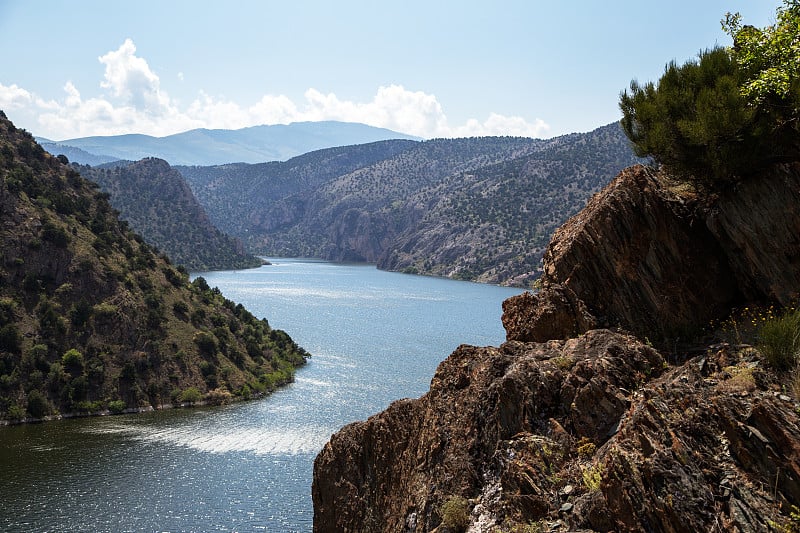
(76, 158, 263, 271)
(44, 122, 420, 166)
(0, 111, 307, 422)
(178, 123, 641, 286)
(176, 139, 421, 238)
(36, 141, 119, 166)
(378, 123, 641, 285)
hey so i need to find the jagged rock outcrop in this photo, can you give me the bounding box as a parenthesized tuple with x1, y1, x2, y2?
(312, 161, 800, 532)
(503, 163, 800, 343)
(313, 330, 800, 531)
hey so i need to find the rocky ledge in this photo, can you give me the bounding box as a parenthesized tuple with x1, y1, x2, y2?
(503, 164, 800, 344)
(312, 163, 800, 532)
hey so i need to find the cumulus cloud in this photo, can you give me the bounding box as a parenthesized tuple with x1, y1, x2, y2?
(0, 83, 34, 109)
(98, 38, 171, 115)
(1, 39, 549, 140)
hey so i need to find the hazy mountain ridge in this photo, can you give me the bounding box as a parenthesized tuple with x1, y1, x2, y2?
(76, 158, 263, 271)
(0, 112, 307, 422)
(36, 141, 119, 166)
(179, 123, 640, 286)
(43, 121, 420, 166)
(176, 139, 420, 239)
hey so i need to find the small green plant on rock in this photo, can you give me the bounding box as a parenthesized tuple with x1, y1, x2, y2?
(440, 495, 470, 532)
(582, 462, 604, 492)
(758, 307, 800, 371)
(718, 363, 757, 393)
(768, 504, 800, 533)
(576, 436, 597, 457)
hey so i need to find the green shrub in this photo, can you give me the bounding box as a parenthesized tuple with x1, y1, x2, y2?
(0, 324, 21, 353)
(76, 400, 105, 413)
(108, 399, 127, 414)
(0, 297, 18, 324)
(61, 348, 84, 369)
(440, 495, 470, 531)
(620, 47, 757, 183)
(178, 387, 203, 405)
(620, 2, 800, 185)
(758, 308, 800, 371)
(6, 403, 25, 420)
(194, 330, 218, 357)
(172, 300, 189, 317)
(239, 383, 252, 400)
(26, 390, 49, 419)
(41, 221, 70, 247)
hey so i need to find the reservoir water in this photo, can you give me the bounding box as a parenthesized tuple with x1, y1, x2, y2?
(0, 259, 524, 532)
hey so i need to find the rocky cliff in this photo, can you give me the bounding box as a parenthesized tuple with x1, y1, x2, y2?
(503, 163, 800, 344)
(312, 163, 800, 532)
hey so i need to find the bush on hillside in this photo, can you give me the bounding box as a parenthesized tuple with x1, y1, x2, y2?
(758, 307, 800, 371)
(620, 2, 800, 185)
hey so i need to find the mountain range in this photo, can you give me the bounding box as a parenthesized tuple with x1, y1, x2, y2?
(37, 121, 420, 166)
(36, 119, 640, 286)
(178, 123, 641, 286)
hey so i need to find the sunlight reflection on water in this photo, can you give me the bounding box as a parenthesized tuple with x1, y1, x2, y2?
(0, 259, 523, 532)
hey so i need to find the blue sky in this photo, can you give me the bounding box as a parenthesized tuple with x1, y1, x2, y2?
(0, 0, 779, 140)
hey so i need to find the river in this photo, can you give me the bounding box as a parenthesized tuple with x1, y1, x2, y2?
(0, 259, 524, 532)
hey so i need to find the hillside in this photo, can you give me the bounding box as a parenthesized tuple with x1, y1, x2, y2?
(379, 123, 639, 284)
(44, 121, 420, 166)
(176, 138, 420, 239)
(180, 123, 640, 286)
(76, 158, 262, 271)
(0, 111, 307, 422)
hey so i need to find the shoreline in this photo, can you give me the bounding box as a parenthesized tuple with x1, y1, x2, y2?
(0, 389, 276, 427)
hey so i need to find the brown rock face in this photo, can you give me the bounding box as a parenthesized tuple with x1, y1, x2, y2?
(313, 330, 665, 532)
(312, 162, 800, 532)
(503, 164, 800, 343)
(313, 331, 800, 531)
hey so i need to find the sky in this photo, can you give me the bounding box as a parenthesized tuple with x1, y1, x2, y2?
(0, 0, 781, 141)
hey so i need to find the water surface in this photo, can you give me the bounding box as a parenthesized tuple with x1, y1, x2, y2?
(0, 259, 524, 531)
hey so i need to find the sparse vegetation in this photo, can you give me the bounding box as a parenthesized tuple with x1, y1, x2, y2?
(582, 462, 604, 492)
(758, 306, 800, 371)
(440, 495, 470, 532)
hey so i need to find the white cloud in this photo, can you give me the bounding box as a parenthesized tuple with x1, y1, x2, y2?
(98, 38, 171, 116)
(1, 39, 549, 140)
(0, 83, 34, 109)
